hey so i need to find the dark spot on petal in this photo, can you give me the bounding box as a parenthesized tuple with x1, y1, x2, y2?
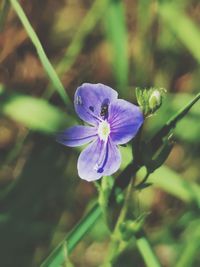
(89, 106, 94, 112)
(97, 167, 104, 173)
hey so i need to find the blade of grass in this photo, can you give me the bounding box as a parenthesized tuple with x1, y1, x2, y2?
(175, 221, 200, 267)
(55, 0, 109, 76)
(136, 235, 161, 267)
(9, 0, 70, 106)
(104, 0, 129, 92)
(139, 166, 200, 208)
(1, 93, 74, 133)
(44, 0, 109, 100)
(149, 92, 200, 152)
(40, 203, 101, 267)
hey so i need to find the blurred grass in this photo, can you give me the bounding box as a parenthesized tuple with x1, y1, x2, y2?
(147, 93, 200, 142)
(104, 0, 129, 93)
(9, 0, 70, 105)
(0, 0, 10, 31)
(1, 93, 72, 133)
(55, 0, 109, 76)
(159, 1, 200, 64)
(41, 92, 200, 267)
(0, 0, 200, 267)
(175, 219, 200, 267)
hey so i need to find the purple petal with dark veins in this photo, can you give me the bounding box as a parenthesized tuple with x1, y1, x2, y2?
(77, 137, 121, 181)
(74, 83, 118, 125)
(56, 125, 97, 147)
(108, 99, 143, 145)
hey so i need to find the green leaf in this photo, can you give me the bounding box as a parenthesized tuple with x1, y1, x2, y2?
(147, 92, 200, 152)
(175, 219, 200, 267)
(40, 93, 200, 266)
(41, 203, 102, 267)
(144, 165, 200, 208)
(109, 92, 200, 204)
(1, 94, 71, 133)
(147, 93, 200, 142)
(105, 0, 129, 91)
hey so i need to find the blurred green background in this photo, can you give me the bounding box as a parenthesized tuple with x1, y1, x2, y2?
(0, 0, 200, 266)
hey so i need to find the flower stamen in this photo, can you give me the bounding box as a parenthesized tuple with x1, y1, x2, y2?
(98, 120, 110, 141)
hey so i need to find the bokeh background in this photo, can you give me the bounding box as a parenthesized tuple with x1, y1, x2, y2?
(0, 0, 200, 266)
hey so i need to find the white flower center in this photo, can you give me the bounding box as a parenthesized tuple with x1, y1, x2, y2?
(98, 120, 110, 141)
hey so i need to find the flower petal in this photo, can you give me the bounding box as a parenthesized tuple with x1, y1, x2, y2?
(109, 99, 143, 144)
(74, 83, 118, 125)
(56, 125, 97, 147)
(77, 138, 121, 181)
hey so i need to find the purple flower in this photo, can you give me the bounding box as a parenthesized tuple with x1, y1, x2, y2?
(57, 83, 143, 182)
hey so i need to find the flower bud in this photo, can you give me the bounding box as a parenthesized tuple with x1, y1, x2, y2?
(149, 90, 162, 110)
(135, 87, 166, 116)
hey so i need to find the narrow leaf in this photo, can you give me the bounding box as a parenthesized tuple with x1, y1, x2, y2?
(9, 0, 70, 105)
(41, 203, 101, 267)
(1, 94, 70, 133)
(105, 0, 129, 91)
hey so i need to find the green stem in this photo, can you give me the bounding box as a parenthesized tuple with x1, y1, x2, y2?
(40, 92, 200, 266)
(101, 179, 162, 267)
(9, 0, 70, 106)
(150, 92, 200, 151)
(100, 180, 135, 266)
(136, 236, 161, 267)
(98, 176, 114, 226)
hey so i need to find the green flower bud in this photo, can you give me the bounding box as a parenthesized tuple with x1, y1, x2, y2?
(149, 90, 162, 110)
(135, 87, 166, 116)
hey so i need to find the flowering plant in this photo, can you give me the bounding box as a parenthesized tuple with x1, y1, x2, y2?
(57, 83, 143, 181)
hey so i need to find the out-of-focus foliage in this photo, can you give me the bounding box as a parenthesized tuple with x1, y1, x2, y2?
(0, 0, 200, 267)
(148, 93, 200, 142)
(2, 93, 71, 133)
(105, 0, 129, 92)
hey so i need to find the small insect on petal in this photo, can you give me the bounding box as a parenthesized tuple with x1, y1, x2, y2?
(57, 83, 144, 181)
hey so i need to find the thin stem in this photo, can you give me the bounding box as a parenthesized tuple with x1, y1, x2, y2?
(40, 92, 200, 266)
(9, 0, 70, 106)
(101, 179, 162, 267)
(150, 92, 200, 151)
(100, 180, 134, 266)
(136, 235, 161, 267)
